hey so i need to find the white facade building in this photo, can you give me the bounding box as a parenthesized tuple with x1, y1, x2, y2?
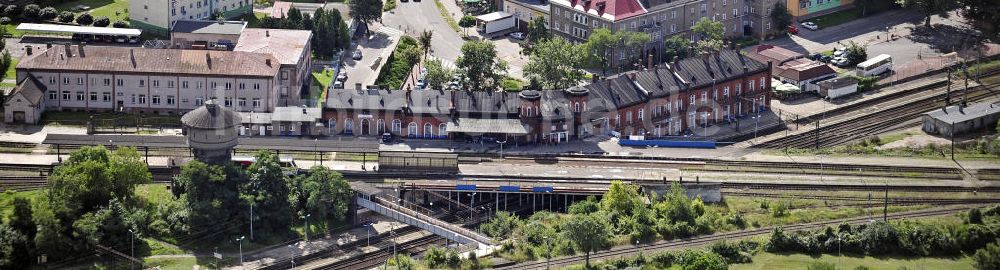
(130, 0, 253, 34)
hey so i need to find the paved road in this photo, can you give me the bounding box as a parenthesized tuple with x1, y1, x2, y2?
(382, 0, 465, 67)
(341, 27, 402, 89)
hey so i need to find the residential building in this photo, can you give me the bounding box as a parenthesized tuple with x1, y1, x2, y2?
(130, 0, 253, 35)
(3, 77, 46, 124)
(784, 0, 854, 19)
(170, 20, 247, 50)
(322, 49, 771, 142)
(922, 103, 1000, 137)
(14, 45, 281, 115)
(504, 0, 551, 30)
(234, 28, 314, 107)
(549, 0, 764, 68)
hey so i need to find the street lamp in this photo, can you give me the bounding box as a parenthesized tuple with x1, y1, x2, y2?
(128, 229, 135, 270)
(236, 236, 246, 267)
(289, 244, 296, 267)
(496, 139, 507, 159)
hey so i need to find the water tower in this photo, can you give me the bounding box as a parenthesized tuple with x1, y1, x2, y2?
(180, 100, 241, 164)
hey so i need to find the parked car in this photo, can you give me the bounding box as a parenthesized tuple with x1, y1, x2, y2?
(336, 72, 348, 82)
(508, 32, 525, 40)
(800, 22, 819, 31)
(128, 36, 140, 44)
(352, 50, 363, 60)
(787, 25, 799, 35)
(333, 81, 344, 89)
(831, 57, 851, 67)
(382, 133, 395, 143)
(416, 75, 427, 89)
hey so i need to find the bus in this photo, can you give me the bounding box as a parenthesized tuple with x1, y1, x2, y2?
(856, 54, 892, 77)
(231, 155, 300, 176)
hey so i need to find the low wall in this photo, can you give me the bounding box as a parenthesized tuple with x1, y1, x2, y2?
(619, 139, 717, 149)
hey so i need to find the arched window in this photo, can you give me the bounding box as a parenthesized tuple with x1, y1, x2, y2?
(408, 122, 418, 136)
(392, 119, 402, 134)
(377, 119, 386, 134)
(439, 123, 448, 137)
(345, 118, 354, 134)
(423, 123, 433, 137)
(626, 111, 633, 124)
(574, 102, 581, 112)
(328, 119, 336, 134)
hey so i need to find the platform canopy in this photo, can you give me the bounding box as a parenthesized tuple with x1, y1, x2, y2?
(43, 134, 380, 153)
(446, 118, 528, 135)
(17, 23, 142, 36)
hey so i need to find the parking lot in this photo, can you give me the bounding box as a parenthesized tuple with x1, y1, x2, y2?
(336, 27, 402, 89)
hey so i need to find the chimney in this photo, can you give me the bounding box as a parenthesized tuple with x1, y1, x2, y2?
(266, 30, 270, 37)
(647, 53, 654, 69)
(78, 44, 85, 57)
(25, 46, 32, 56)
(130, 49, 137, 68)
(628, 72, 637, 81)
(302, 108, 307, 114)
(64, 44, 72, 57)
(206, 52, 212, 69)
(265, 58, 272, 67)
(47, 43, 52, 49)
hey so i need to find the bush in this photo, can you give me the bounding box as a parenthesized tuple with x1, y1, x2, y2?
(709, 240, 753, 264)
(568, 197, 600, 214)
(2, 5, 18, 18)
(57, 11, 74, 23)
(969, 208, 984, 224)
(853, 75, 878, 91)
(21, 4, 40, 20)
(683, 251, 727, 270)
(808, 261, 837, 270)
(76, 13, 94, 25)
(93, 16, 111, 27)
(39, 6, 57, 21)
(973, 241, 1000, 270)
(112, 21, 129, 28)
(0, 17, 9, 25)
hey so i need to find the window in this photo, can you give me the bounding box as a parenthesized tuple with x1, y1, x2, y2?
(689, 95, 695, 105)
(392, 119, 402, 134)
(152, 95, 161, 105)
(723, 87, 730, 97)
(423, 123, 433, 136)
(671, 24, 676, 33)
(90, 92, 98, 101)
(195, 97, 204, 106)
(638, 109, 644, 120)
(281, 71, 289, 80)
(408, 122, 418, 136)
(182, 81, 189, 88)
(152, 80, 159, 88)
(131, 94, 136, 104)
(138, 94, 146, 104)
(224, 97, 233, 107)
(47, 91, 56, 100)
(238, 98, 247, 107)
(225, 82, 232, 90)
(63, 78, 69, 85)
(139, 80, 145, 87)
(117, 79, 124, 86)
(672, 10, 677, 18)
(103, 78, 111, 86)
(252, 98, 261, 108)
(733, 8, 738, 17)
(253, 83, 260, 90)
(211, 82, 217, 89)
(239, 83, 246, 90)
(167, 81, 175, 88)
(736, 83, 741, 94)
(626, 111, 633, 124)
(103, 92, 111, 102)
(760, 77, 765, 89)
(439, 123, 447, 137)
(60, 91, 70, 100)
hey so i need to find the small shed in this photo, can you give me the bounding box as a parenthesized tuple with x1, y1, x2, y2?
(922, 103, 1000, 137)
(271, 106, 323, 136)
(3, 77, 46, 124)
(816, 76, 859, 99)
(170, 20, 246, 50)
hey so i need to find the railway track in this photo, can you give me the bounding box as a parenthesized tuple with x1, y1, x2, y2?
(722, 191, 1000, 205)
(497, 206, 980, 269)
(756, 72, 1000, 149)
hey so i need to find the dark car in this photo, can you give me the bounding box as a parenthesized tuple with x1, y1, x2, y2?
(381, 133, 394, 143)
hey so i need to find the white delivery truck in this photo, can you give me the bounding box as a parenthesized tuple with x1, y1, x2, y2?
(476, 12, 515, 37)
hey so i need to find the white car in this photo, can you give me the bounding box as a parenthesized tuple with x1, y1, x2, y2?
(831, 57, 850, 67)
(508, 32, 525, 40)
(333, 81, 344, 89)
(336, 72, 348, 82)
(800, 22, 819, 31)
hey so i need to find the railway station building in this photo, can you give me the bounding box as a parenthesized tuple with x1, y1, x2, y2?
(323, 49, 771, 143)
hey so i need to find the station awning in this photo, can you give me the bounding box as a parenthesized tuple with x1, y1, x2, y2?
(446, 118, 528, 135)
(17, 23, 142, 36)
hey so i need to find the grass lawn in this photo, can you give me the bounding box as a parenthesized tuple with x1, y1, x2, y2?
(0, 189, 45, 223)
(434, 0, 461, 33)
(313, 70, 335, 90)
(55, 0, 130, 22)
(731, 253, 974, 270)
(807, 8, 860, 29)
(135, 184, 173, 205)
(2, 24, 24, 38)
(5, 58, 17, 80)
(143, 256, 202, 270)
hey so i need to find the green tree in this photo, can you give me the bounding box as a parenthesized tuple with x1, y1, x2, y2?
(692, 17, 724, 53)
(663, 35, 691, 62)
(38, 6, 57, 21)
(2, 5, 18, 18)
(568, 196, 600, 214)
(93, 16, 111, 27)
(456, 40, 508, 91)
(584, 28, 617, 74)
(286, 7, 303, 29)
(481, 211, 521, 240)
(21, 4, 40, 20)
(70, 199, 134, 252)
(525, 16, 551, 44)
(684, 251, 728, 270)
(243, 151, 293, 237)
(523, 37, 588, 89)
(48, 146, 150, 221)
(973, 241, 1000, 270)
(896, 0, 955, 27)
(349, 0, 383, 35)
(57, 11, 74, 23)
(175, 160, 247, 239)
(75, 13, 94, 25)
(459, 15, 477, 36)
(8, 197, 36, 241)
(960, 0, 1000, 40)
(419, 30, 433, 58)
(292, 166, 352, 229)
(0, 224, 31, 269)
(771, 2, 792, 31)
(562, 213, 611, 267)
(845, 40, 868, 65)
(620, 31, 652, 68)
(424, 59, 453, 90)
(601, 181, 642, 216)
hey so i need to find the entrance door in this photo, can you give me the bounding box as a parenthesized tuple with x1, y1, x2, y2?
(12, 111, 25, 123)
(361, 119, 371, 136)
(259, 126, 266, 136)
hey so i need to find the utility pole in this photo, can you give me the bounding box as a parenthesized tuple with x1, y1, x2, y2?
(883, 179, 888, 222)
(237, 236, 245, 267)
(303, 213, 311, 241)
(249, 202, 254, 241)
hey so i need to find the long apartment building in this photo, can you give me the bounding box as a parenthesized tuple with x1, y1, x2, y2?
(130, 0, 253, 34)
(322, 50, 771, 143)
(549, 0, 778, 68)
(13, 44, 281, 115)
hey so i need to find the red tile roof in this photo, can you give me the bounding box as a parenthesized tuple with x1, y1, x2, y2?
(568, 0, 646, 20)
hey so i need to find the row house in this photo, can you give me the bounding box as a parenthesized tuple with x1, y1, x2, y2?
(15, 45, 281, 115)
(320, 49, 770, 143)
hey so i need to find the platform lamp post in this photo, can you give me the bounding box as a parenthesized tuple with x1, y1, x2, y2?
(289, 244, 296, 267)
(236, 236, 246, 267)
(303, 213, 312, 241)
(128, 228, 135, 270)
(496, 139, 507, 159)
